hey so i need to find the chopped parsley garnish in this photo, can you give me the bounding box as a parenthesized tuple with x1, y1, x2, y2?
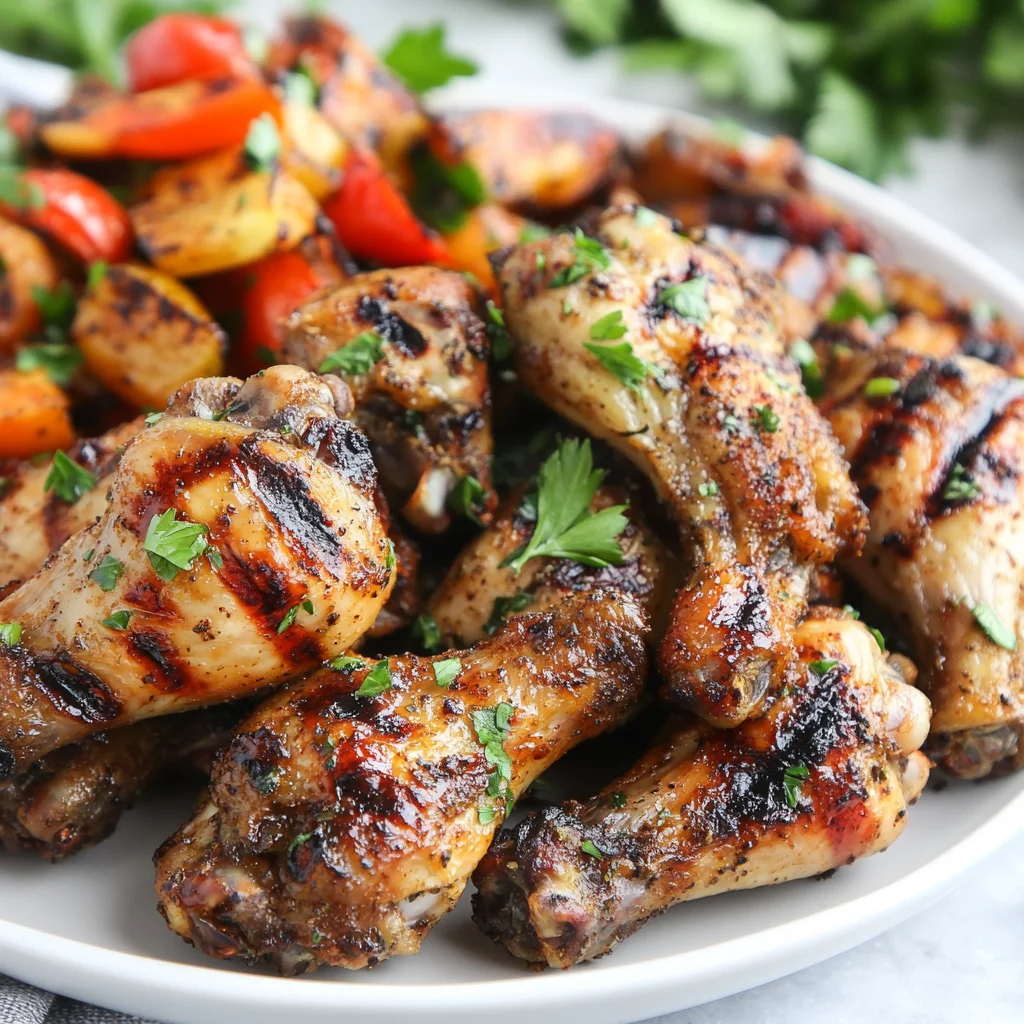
(584, 337, 661, 392)
(520, 223, 552, 243)
(658, 275, 710, 322)
(972, 602, 1017, 651)
(32, 280, 76, 332)
(16, 343, 83, 387)
(943, 464, 979, 503)
(384, 538, 396, 572)
(751, 404, 781, 433)
(723, 412, 740, 432)
(83, 548, 94, 562)
(0, 168, 43, 211)
(330, 655, 365, 672)
(863, 376, 900, 399)
(144, 411, 164, 426)
(473, 702, 514, 815)
(501, 438, 628, 574)
(277, 598, 314, 634)
(88, 555, 123, 593)
(789, 338, 824, 398)
(143, 509, 209, 582)
(412, 612, 443, 652)
(869, 627, 886, 651)
(433, 657, 462, 688)
(634, 206, 659, 227)
(698, 481, 719, 497)
(408, 147, 487, 232)
(207, 547, 224, 570)
(843, 604, 861, 620)
(477, 804, 497, 825)
(827, 286, 886, 324)
(381, 23, 479, 94)
(548, 229, 611, 288)
(211, 401, 243, 422)
(0, 623, 23, 646)
(783, 763, 810, 809)
(44, 451, 96, 504)
(483, 592, 532, 636)
(580, 840, 605, 859)
(448, 474, 487, 524)
(284, 67, 318, 106)
(589, 310, 629, 341)
(101, 610, 132, 631)
(356, 660, 393, 698)
(319, 331, 385, 376)
(243, 113, 281, 173)
(610, 791, 627, 809)
(485, 301, 512, 363)
(87, 261, 108, 290)
(809, 658, 838, 675)
(535, 251, 546, 272)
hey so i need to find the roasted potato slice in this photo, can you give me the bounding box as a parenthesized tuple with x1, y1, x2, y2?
(281, 98, 348, 201)
(129, 147, 319, 277)
(72, 263, 226, 409)
(0, 217, 60, 351)
(0, 369, 75, 459)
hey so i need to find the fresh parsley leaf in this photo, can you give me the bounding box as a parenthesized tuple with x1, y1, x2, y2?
(634, 205, 659, 227)
(144, 412, 164, 426)
(83, 548, 94, 562)
(142, 509, 209, 582)
(409, 146, 487, 233)
(32, 280, 76, 331)
(381, 23, 478, 94)
(943, 464, 980, 503)
(101, 610, 132, 631)
(277, 598, 314, 634)
(789, 338, 823, 398)
(211, 401, 242, 422)
(356, 659, 392, 697)
(972, 602, 1017, 651)
(809, 658, 838, 675)
(384, 538, 396, 572)
(0, 167, 43, 211)
(610, 791, 627, 809)
(412, 612, 443, 652)
(433, 657, 461, 688)
(472, 702, 514, 811)
(44, 450, 96, 504)
(783, 762, 810, 809)
(584, 338, 662, 392)
(243, 113, 280, 173)
(751, 404, 781, 433)
(658, 275, 710, 322)
(318, 331, 384, 376)
(863, 376, 901, 399)
(483, 592, 532, 636)
(477, 804, 497, 825)
(284, 67, 318, 106)
(589, 310, 628, 341)
(502, 438, 627, 574)
(828, 285, 885, 325)
(843, 604, 861, 620)
(698, 481, 719, 497)
(207, 547, 224, 570)
(580, 839, 605, 859)
(869, 627, 886, 651)
(806, 71, 880, 181)
(520, 223, 552, 243)
(485, 300, 513, 363)
(330, 655, 365, 672)
(16, 343, 83, 387)
(0, 622, 23, 646)
(548, 229, 611, 288)
(87, 261, 108, 290)
(89, 555, 123, 593)
(448, 474, 487, 524)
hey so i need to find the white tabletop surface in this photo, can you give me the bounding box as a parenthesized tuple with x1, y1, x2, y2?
(338, 3, 1022, 1022)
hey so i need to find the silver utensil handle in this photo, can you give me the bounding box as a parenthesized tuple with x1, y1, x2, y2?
(0, 50, 73, 110)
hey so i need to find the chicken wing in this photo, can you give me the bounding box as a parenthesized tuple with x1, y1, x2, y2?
(471, 609, 931, 967)
(154, 589, 649, 974)
(0, 365, 394, 777)
(497, 205, 865, 724)
(281, 267, 496, 533)
(818, 346, 1024, 777)
(0, 707, 237, 861)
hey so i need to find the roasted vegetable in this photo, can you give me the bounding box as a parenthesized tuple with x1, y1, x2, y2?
(0, 368, 75, 459)
(0, 218, 60, 350)
(280, 99, 348, 202)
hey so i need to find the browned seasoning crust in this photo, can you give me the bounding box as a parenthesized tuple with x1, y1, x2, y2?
(0, 366, 394, 778)
(154, 589, 649, 975)
(471, 609, 930, 968)
(281, 267, 496, 533)
(496, 204, 866, 726)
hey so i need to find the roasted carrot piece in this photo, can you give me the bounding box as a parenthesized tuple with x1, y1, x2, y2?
(0, 369, 75, 459)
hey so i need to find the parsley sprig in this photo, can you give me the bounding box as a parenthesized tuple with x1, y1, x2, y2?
(501, 439, 628, 575)
(473, 702, 514, 821)
(382, 23, 478, 94)
(548, 229, 612, 288)
(44, 451, 96, 504)
(319, 331, 385, 376)
(143, 509, 209, 582)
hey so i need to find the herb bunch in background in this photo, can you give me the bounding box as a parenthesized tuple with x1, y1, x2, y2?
(537, 0, 1024, 180)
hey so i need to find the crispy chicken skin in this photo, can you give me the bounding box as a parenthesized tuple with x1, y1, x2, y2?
(0, 366, 394, 778)
(154, 589, 649, 974)
(281, 267, 496, 533)
(0, 707, 237, 861)
(0, 417, 143, 590)
(471, 610, 931, 968)
(818, 347, 1024, 777)
(497, 205, 865, 724)
(428, 110, 625, 213)
(427, 486, 676, 649)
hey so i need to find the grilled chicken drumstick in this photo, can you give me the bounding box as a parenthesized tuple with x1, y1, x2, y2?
(472, 609, 931, 967)
(154, 588, 649, 975)
(818, 345, 1024, 777)
(497, 205, 865, 725)
(0, 365, 394, 778)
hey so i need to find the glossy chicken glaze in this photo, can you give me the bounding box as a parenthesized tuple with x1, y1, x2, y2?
(0, 366, 394, 777)
(819, 346, 1024, 777)
(472, 610, 931, 967)
(427, 485, 676, 649)
(281, 267, 496, 533)
(154, 589, 649, 974)
(497, 205, 865, 726)
(0, 706, 238, 860)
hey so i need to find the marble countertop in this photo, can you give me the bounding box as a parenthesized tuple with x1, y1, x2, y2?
(334, 3, 1023, 1020)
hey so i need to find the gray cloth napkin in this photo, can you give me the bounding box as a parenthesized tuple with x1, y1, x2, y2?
(0, 976, 154, 1024)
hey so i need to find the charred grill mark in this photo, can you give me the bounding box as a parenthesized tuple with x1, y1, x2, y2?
(129, 630, 187, 691)
(356, 296, 429, 358)
(32, 652, 122, 724)
(304, 420, 377, 495)
(216, 551, 291, 619)
(960, 334, 1017, 369)
(0, 741, 14, 779)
